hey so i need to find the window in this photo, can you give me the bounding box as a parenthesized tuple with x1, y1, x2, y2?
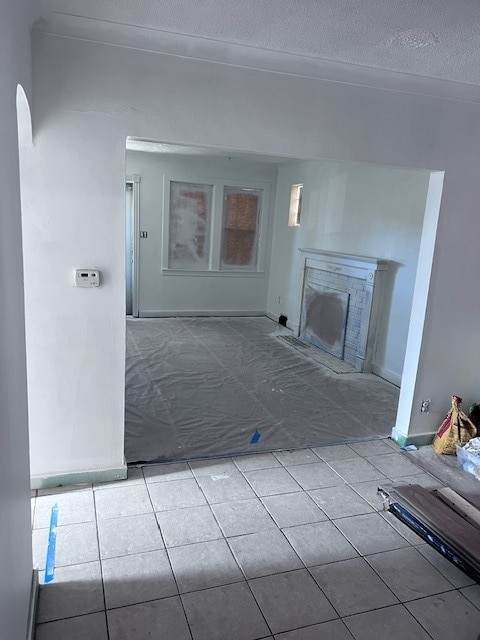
(164, 176, 269, 274)
(221, 187, 262, 269)
(288, 183, 303, 227)
(168, 181, 213, 270)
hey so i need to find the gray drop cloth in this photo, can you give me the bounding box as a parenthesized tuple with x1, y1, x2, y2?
(125, 317, 399, 463)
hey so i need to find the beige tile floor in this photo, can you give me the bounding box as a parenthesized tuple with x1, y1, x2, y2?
(32, 439, 480, 640)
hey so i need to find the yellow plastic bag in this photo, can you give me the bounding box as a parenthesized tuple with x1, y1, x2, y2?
(432, 396, 476, 455)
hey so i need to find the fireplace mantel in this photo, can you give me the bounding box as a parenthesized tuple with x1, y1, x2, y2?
(298, 249, 389, 372)
(299, 248, 389, 281)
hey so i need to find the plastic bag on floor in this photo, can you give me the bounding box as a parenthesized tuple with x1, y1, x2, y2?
(432, 395, 476, 455)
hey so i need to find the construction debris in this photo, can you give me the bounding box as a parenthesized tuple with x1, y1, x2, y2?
(380, 483, 480, 583)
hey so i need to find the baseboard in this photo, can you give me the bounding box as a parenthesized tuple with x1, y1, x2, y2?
(26, 570, 39, 640)
(31, 462, 127, 490)
(391, 427, 436, 448)
(264, 311, 299, 334)
(287, 320, 300, 334)
(139, 309, 266, 318)
(372, 364, 401, 387)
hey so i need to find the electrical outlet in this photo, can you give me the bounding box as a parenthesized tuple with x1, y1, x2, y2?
(420, 399, 431, 413)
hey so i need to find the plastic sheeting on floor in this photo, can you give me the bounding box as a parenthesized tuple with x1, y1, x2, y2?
(125, 317, 399, 463)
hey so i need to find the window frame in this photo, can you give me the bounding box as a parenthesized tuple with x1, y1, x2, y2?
(288, 183, 303, 227)
(162, 173, 270, 276)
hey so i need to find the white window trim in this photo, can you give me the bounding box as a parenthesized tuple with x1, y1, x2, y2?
(288, 183, 303, 227)
(162, 173, 271, 275)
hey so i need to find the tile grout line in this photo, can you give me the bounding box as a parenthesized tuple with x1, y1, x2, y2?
(92, 486, 111, 640)
(143, 469, 195, 640)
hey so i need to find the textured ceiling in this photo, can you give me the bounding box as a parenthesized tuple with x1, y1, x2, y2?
(40, 0, 480, 85)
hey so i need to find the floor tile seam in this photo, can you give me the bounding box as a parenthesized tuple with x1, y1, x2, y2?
(36, 486, 93, 497)
(149, 529, 195, 640)
(160, 533, 224, 551)
(460, 586, 480, 611)
(97, 507, 155, 521)
(391, 541, 477, 591)
(260, 495, 329, 526)
(327, 465, 390, 485)
(182, 460, 239, 509)
(233, 462, 283, 473)
(321, 459, 380, 485)
(306, 485, 377, 518)
(271, 448, 324, 466)
(400, 598, 457, 640)
(377, 511, 425, 544)
(307, 561, 402, 618)
(346, 481, 385, 510)
(36, 608, 108, 628)
(241, 573, 281, 638)
(341, 602, 436, 640)
(99, 543, 168, 560)
(195, 493, 248, 542)
(92, 488, 112, 640)
(281, 463, 348, 486)
(361, 551, 459, 603)
(165, 554, 247, 594)
(143, 474, 196, 485)
(93, 480, 148, 492)
(327, 513, 403, 557)
(32, 519, 97, 531)
(241, 467, 303, 496)
(140, 483, 168, 547)
(223, 524, 306, 581)
(100, 546, 176, 568)
(345, 442, 382, 457)
(31, 496, 37, 531)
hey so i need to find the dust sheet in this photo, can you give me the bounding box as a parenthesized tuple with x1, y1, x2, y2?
(125, 317, 399, 463)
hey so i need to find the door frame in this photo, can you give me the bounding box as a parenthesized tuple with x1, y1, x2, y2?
(126, 175, 140, 317)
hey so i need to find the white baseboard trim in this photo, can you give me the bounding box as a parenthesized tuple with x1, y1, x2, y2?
(371, 364, 402, 387)
(265, 311, 280, 323)
(27, 570, 39, 640)
(391, 426, 436, 448)
(139, 309, 266, 318)
(31, 462, 127, 490)
(287, 321, 300, 334)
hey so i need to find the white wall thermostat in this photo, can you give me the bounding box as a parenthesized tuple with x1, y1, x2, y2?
(74, 269, 100, 287)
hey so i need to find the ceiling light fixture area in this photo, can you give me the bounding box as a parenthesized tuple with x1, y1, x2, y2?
(388, 29, 439, 50)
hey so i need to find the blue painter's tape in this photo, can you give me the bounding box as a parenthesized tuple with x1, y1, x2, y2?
(44, 503, 58, 584)
(250, 430, 261, 444)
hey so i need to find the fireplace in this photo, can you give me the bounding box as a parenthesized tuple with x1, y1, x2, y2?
(299, 249, 389, 372)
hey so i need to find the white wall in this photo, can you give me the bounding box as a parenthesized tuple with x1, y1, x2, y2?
(125, 151, 277, 315)
(26, 28, 480, 483)
(0, 1, 35, 637)
(266, 160, 430, 385)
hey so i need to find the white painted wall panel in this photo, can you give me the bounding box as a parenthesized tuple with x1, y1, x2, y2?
(125, 152, 277, 315)
(26, 32, 480, 481)
(0, 1, 35, 637)
(267, 161, 430, 385)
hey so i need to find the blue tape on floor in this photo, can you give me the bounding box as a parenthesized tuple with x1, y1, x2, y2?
(250, 430, 261, 444)
(44, 503, 58, 584)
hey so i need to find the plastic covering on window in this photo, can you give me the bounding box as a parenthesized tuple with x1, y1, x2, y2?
(125, 317, 399, 464)
(168, 182, 212, 269)
(221, 188, 261, 269)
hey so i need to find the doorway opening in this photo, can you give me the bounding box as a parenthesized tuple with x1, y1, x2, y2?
(126, 176, 140, 317)
(123, 139, 443, 464)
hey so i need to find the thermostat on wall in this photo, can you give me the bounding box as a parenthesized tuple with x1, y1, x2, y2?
(74, 269, 100, 287)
